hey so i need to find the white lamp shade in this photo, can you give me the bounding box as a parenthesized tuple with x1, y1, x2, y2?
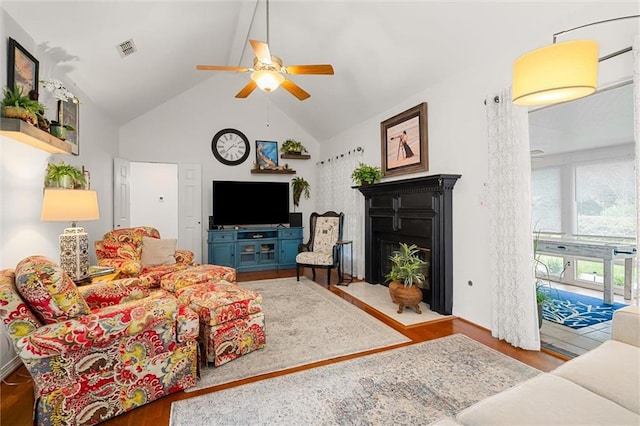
(41, 189, 100, 222)
(251, 70, 285, 92)
(512, 40, 599, 106)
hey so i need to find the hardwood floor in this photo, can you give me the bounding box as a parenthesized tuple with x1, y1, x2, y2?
(1, 269, 566, 426)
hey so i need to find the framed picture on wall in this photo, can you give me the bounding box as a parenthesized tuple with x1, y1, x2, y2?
(58, 100, 79, 155)
(255, 140, 278, 169)
(7, 37, 39, 94)
(380, 102, 428, 178)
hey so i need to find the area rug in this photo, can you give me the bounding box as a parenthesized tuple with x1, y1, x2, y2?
(188, 276, 410, 392)
(541, 287, 627, 329)
(171, 334, 541, 425)
(337, 281, 450, 326)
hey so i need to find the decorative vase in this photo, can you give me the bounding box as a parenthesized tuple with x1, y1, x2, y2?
(388, 281, 423, 314)
(58, 175, 72, 189)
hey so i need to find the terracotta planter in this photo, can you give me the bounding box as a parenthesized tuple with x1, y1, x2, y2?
(388, 280, 423, 314)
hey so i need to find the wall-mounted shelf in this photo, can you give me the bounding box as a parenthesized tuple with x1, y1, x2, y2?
(251, 168, 296, 174)
(0, 118, 72, 154)
(281, 153, 311, 160)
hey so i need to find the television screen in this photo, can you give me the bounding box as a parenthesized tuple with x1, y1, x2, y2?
(212, 180, 290, 226)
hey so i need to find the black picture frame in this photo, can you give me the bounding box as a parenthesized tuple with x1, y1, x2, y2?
(380, 102, 428, 178)
(58, 100, 79, 155)
(7, 37, 39, 94)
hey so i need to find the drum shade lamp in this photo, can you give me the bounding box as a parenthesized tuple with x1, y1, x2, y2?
(512, 15, 639, 106)
(41, 189, 100, 281)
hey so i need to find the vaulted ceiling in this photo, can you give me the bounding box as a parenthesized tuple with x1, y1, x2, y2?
(2, 1, 638, 147)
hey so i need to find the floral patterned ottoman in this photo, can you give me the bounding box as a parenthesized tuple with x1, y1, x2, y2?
(160, 264, 237, 292)
(175, 280, 265, 367)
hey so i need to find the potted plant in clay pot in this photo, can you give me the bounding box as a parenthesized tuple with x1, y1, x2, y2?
(385, 242, 428, 314)
(280, 139, 308, 155)
(350, 162, 382, 186)
(45, 161, 85, 189)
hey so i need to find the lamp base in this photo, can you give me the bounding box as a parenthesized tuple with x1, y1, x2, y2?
(60, 227, 90, 281)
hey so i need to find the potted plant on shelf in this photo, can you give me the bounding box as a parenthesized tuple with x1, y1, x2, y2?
(48, 121, 75, 141)
(280, 139, 308, 155)
(385, 242, 428, 314)
(1, 84, 45, 126)
(351, 162, 382, 186)
(45, 161, 86, 189)
(291, 177, 310, 211)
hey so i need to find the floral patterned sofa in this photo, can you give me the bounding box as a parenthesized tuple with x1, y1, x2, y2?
(94, 226, 196, 287)
(0, 255, 199, 426)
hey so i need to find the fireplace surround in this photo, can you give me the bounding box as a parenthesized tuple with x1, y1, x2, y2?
(357, 174, 460, 315)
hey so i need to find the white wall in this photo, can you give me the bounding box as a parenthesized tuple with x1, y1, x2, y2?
(130, 162, 178, 238)
(1, 10, 120, 376)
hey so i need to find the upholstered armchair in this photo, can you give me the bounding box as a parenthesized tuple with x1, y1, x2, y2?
(95, 226, 195, 287)
(0, 256, 199, 426)
(296, 211, 344, 285)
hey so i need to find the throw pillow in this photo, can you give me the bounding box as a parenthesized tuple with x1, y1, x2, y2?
(141, 236, 177, 266)
(15, 255, 91, 324)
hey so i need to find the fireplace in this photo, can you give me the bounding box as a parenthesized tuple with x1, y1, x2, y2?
(357, 174, 460, 315)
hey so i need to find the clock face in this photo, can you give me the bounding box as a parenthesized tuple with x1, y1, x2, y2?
(211, 128, 250, 166)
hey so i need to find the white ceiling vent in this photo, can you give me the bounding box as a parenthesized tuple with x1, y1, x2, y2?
(116, 39, 137, 58)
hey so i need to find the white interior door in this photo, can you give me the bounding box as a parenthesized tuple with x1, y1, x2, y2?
(179, 163, 202, 263)
(113, 157, 130, 229)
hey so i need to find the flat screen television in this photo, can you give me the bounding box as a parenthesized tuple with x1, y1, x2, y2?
(212, 180, 290, 227)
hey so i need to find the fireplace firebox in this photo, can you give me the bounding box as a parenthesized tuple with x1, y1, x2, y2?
(357, 174, 460, 315)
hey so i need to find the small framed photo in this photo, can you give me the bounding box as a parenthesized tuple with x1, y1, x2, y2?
(256, 140, 278, 169)
(58, 100, 79, 155)
(7, 37, 39, 94)
(380, 102, 428, 178)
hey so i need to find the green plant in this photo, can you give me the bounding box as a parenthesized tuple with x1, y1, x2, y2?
(385, 243, 427, 287)
(291, 177, 311, 210)
(280, 139, 307, 154)
(351, 162, 382, 185)
(1, 85, 45, 125)
(45, 161, 85, 187)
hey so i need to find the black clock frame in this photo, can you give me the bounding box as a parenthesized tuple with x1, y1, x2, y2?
(211, 128, 250, 166)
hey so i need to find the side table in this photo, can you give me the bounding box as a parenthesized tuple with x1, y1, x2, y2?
(336, 240, 353, 286)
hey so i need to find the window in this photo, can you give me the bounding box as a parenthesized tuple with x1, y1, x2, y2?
(575, 159, 635, 239)
(532, 167, 561, 233)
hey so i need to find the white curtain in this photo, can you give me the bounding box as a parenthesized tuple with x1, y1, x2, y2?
(634, 35, 639, 305)
(486, 88, 540, 350)
(316, 148, 365, 279)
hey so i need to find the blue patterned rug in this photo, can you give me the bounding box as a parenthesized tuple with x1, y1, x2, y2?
(541, 287, 627, 329)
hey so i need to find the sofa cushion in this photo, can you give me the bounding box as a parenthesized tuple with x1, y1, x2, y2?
(141, 236, 177, 266)
(14, 256, 90, 324)
(456, 373, 639, 425)
(552, 339, 640, 414)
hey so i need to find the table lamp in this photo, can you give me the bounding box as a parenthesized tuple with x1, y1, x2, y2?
(40, 188, 100, 281)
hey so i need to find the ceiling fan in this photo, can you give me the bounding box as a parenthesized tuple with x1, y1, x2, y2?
(196, 1, 334, 100)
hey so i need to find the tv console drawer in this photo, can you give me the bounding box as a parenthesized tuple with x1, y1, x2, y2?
(208, 231, 236, 242)
(279, 228, 303, 239)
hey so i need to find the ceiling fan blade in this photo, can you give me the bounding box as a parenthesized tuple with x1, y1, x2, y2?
(284, 64, 335, 75)
(235, 81, 258, 98)
(196, 65, 250, 72)
(249, 39, 272, 64)
(281, 79, 310, 101)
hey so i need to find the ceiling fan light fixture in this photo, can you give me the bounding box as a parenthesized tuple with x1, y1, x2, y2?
(512, 40, 598, 106)
(251, 70, 285, 92)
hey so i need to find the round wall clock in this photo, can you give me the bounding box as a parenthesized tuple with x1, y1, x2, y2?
(211, 128, 250, 166)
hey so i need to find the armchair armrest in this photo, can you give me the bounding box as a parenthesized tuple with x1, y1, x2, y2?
(16, 291, 179, 359)
(174, 249, 194, 265)
(612, 306, 640, 347)
(97, 258, 142, 277)
(78, 277, 151, 309)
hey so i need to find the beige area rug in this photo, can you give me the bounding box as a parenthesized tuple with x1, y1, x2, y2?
(171, 334, 541, 425)
(188, 276, 410, 392)
(337, 281, 450, 326)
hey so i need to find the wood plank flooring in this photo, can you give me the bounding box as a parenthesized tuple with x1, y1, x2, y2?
(0, 269, 566, 426)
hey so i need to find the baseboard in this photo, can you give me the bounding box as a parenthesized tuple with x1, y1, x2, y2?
(1, 357, 22, 381)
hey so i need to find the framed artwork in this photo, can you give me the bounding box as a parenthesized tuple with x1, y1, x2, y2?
(58, 100, 79, 155)
(7, 37, 39, 94)
(380, 102, 428, 178)
(255, 140, 278, 169)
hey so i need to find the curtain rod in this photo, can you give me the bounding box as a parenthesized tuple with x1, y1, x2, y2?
(317, 146, 363, 165)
